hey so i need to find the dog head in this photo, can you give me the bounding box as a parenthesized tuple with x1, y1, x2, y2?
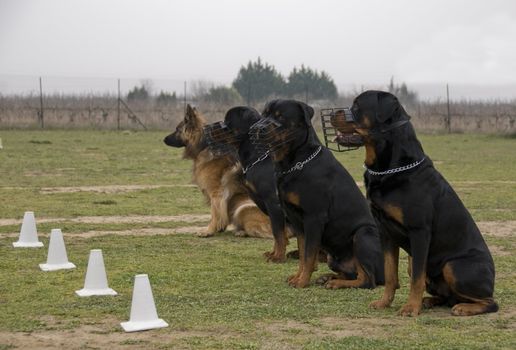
(203, 106, 261, 155)
(249, 99, 315, 161)
(328, 90, 410, 147)
(163, 104, 206, 158)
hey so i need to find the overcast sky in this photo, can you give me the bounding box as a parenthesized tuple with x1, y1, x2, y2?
(1, 0, 516, 99)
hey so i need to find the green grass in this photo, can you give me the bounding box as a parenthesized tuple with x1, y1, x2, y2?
(0, 130, 515, 349)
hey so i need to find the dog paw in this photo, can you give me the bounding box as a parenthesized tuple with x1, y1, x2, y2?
(197, 230, 215, 238)
(369, 299, 391, 310)
(234, 230, 247, 237)
(398, 303, 421, 317)
(287, 273, 310, 288)
(287, 274, 299, 284)
(451, 303, 478, 316)
(324, 279, 343, 289)
(264, 251, 286, 263)
(288, 278, 309, 288)
(315, 274, 336, 285)
(286, 250, 300, 260)
(422, 296, 445, 309)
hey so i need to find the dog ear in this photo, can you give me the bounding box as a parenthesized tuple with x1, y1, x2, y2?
(185, 104, 198, 124)
(297, 101, 314, 124)
(262, 100, 279, 116)
(375, 92, 401, 123)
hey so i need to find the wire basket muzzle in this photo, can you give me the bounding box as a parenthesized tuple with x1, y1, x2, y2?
(320, 108, 363, 152)
(249, 118, 298, 154)
(203, 121, 239, 156)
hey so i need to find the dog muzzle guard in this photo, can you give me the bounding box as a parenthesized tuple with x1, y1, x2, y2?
(249, 117, 298, 155)
(203, 121, 240, 156)
(321, 107, 410, 151)
(320, 108, 364, 151)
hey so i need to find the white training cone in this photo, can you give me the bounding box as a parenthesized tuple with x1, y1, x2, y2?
(13, 211, 44, 247)
(120, 274, 168, 332)
(76, 249, 117, 296)
(39, 229, 76, 271)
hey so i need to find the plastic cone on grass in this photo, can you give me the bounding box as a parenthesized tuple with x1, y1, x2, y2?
(13, 211, 43, 248)
(76, 249, 117, 296)
(39, 229, 76, 271)
(120, 274, 168, 332)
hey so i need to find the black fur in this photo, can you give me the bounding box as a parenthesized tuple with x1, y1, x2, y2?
(255, 99, 384, 289)
(220, 106, 289, 262)
(348, 90, 498, 316)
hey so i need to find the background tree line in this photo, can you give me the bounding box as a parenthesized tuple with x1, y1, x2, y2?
(127, 58, 340, 105)
(126, 58, 418, 108)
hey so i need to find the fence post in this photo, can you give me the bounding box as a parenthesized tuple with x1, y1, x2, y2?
(117, 79, 121, 130)
(39, 77, 44, 128)
(446, 84, 451, 133)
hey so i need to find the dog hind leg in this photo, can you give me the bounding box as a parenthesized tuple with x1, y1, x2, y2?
(442, 261, 498, 316)
(325, 226, 380, 289)
(232, 201, 273, 238)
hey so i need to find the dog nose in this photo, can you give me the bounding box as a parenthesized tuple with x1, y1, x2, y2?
(163, 135, 174, 146)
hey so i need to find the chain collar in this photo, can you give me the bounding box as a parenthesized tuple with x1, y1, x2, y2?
(242, 151, 270, 174)
(281, 146, 322, 175)
(364, 157, 426, 176)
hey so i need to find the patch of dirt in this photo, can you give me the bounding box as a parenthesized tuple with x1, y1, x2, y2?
(39, 184, 196, 194)
(0, 321, 238, 349)
(261, 316, 404, 340)
(478, 221, 516, 237)
(452, 180, 516, 185)
(77, 225, 207, 238)
(1, 217, 514, 241)
(0, 214, 210, 227)
(0, 226, 208, 239)
(23, 172, 64, 177)
(488, 245, 511, 256)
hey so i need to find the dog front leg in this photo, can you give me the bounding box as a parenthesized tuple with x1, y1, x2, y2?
(202, 192, 227, 237)
(287, 235, 304, 284)
(370, 235, 399, 309)
(289, 218, 322, 288)
(399, 230, 430, 316)
(263, 203, 288, 263)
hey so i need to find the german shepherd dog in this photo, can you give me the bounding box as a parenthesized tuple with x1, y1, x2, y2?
(204, 106, 290, 262)
(250, 99, 384, 289)
(327, 90, 498, 316)
(163, 104, 272, 238)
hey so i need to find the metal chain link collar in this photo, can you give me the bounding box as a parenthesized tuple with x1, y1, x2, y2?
(242, 151, 270, 174)
(281, 146, 322, 175)
(364, 157, 426, 176)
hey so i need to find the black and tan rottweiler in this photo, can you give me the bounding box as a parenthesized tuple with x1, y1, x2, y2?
(327, 90, 498, 316)
(203, 106, 290, 262)
(250, 99, 384, 289)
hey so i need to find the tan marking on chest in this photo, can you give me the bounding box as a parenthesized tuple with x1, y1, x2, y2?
(384, 204, 404, 224)
(286, 192, 301, 206)
(364, 144, 376, 165)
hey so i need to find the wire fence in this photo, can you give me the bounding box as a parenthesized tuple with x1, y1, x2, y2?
(0, 75, 515, 134)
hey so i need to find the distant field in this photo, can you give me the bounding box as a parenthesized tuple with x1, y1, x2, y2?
(0, 130, 515, 349)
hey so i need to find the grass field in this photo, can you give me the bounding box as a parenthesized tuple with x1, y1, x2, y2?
(0, 130, 515, 349)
